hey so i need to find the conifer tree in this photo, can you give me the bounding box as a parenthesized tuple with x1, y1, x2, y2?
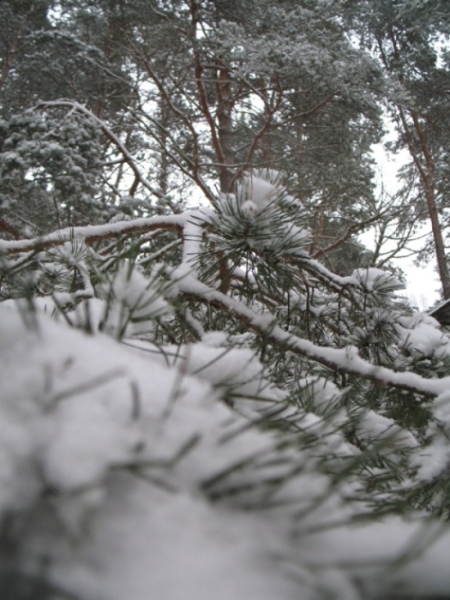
(2, 166, 450, 599)
(345, 0, 450, 298)
(2, 2, 450, 599)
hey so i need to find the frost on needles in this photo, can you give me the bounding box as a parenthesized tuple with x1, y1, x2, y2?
(1, 169, 450, 600)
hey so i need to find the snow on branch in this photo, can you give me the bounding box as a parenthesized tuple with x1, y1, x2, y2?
(35, 100, 171, 202)
(176, 272, 448, 398)
(0, 214, 188, 255)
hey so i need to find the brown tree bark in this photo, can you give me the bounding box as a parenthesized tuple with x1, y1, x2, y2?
(398, 107, 450, 299)
(215, 61, 235, 193)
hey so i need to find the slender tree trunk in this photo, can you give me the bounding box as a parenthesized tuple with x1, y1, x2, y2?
(157, 93, 170, 199)
(376, 32, 450, 298)
(424, 183, 450, 298)
(191, 0, 235, 195)
(0, 37, 18, 91)
(215, 61, 235, 193)
(398, 108, 450, 299)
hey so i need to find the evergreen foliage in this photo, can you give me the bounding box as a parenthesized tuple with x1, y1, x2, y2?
(344, 0, 450, 296)
(1, 2, 450, 599)
(2, 169, 450, 599)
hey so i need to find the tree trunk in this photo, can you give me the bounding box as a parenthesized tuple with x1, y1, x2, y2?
(216, 62, 235, 193)
(424, 180, 450, 298)
(399, 108, 450, 299)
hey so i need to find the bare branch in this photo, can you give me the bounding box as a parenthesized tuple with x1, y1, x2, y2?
(311, 212, 386, 260)
(35, 100, 167, 202)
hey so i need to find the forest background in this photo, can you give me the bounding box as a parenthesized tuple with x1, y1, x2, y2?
(2, 1, 450, 599)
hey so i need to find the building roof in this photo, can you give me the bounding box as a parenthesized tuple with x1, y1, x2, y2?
(429, 298, 450, 326)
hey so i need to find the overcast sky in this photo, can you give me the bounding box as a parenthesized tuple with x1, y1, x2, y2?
(369, 142, 441, 311)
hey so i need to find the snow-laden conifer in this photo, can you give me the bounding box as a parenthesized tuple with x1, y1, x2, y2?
(2, 169, 450, 599)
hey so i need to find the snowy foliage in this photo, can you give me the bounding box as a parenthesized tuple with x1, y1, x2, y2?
(0, 109, 104, 235)
(2, 167, 450, 600)
(2, 1, 450, 597)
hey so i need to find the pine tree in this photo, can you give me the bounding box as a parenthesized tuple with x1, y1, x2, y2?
(345, 0, 450, 299)
(2, 2, 450, 599)
(2, 167, 450, 599)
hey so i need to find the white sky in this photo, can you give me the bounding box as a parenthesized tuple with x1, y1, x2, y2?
(369, 142, 441, 311)
(405, 263, 440, 311)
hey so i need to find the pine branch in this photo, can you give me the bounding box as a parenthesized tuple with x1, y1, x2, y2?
(35, 100, 169, 202)
(0, 214, 187, 254)
(176, 272, 447, 398)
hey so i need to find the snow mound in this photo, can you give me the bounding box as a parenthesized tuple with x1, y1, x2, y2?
(1, 304, 450, 600)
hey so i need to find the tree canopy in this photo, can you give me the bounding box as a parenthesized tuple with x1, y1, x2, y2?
(2, 2, 450, 600)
